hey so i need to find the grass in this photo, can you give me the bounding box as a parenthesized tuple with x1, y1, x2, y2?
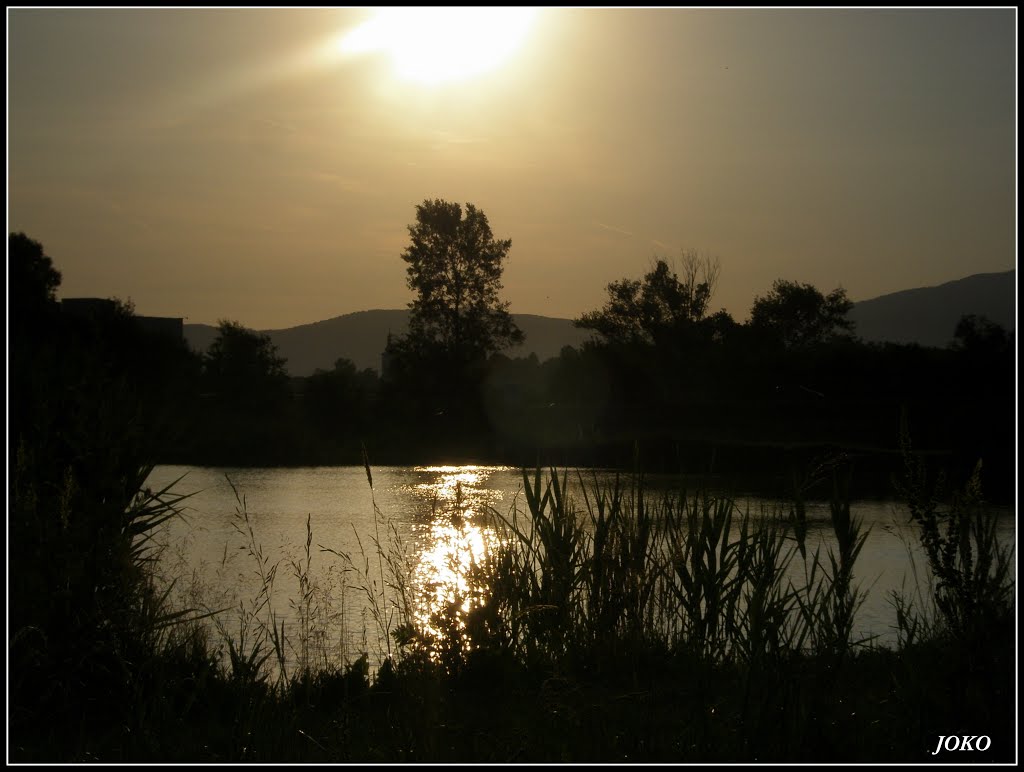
(9, 445, 1016, 763)
(893, 423, 1015, 647)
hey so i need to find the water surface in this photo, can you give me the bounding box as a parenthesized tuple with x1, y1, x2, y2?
(145, 464, 1015, 669)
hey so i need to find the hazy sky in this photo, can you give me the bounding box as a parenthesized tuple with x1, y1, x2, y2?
(7, 8, 1017, 329)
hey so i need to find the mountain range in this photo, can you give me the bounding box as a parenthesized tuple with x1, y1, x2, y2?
(183, 270, 1015, 376)
(846, 270, 1014, 348)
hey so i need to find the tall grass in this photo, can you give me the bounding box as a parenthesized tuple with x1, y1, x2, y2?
(892, 421, 1015, 646)
(19, 451, 1010, 762)
(463, 467, 874, 677)
(133, 461, 882, 690)
(796, 470, 874, 662)
(190, 474, 381, 687)
(10, 456, 228, 761)
(318, 450, 418, 670)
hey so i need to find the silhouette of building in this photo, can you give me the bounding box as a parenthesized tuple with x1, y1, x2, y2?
(135, 315, 183, 340)
(60, 297, 183, 340)
(60, 297, 117, 317)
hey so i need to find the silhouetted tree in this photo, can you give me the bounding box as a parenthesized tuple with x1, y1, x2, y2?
(9, 231, 61, 299)
(748, 279, 854, 349)
(397, 199, 523, 365)
(304, 357, 378, 446)
(203, 320, 289, 411)
(9, 231, 61, 330)
(10, 234, 209, 757)
(383, 199, 523, 450)
(571, 251, 726, 441)
(188, 321, 297, 463)
(951, 314, 1011, 355)
(575, 250, 721, 346)
(10, 232, 64, 451)
(945, 314, 1015, 501)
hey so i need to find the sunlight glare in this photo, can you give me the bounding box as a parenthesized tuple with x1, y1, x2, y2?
(406, 465, 509, 653)
(337, 8, 538, 85)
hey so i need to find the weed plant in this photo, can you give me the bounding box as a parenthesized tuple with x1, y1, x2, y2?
(11, 450, 1015, 762)
(892, 422, 1015, 646)
(470, 467, 866, 673)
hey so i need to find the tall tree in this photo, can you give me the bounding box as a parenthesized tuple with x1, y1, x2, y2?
(748, 279, 854, 349)
(399, 199, 523, 365)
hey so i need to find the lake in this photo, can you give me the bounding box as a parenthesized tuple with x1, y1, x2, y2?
(144, 464, 1015, 671)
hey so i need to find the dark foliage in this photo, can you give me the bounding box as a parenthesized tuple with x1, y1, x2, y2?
(8, 230, 1015, 763)
(399, 198, 523, 363)
(374, 199, 524, 451)
(749, 279, 855, 349)
(576, 250, 722, 346)
(9, 234, 205, 760)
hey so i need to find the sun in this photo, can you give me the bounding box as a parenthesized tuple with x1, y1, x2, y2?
(337, 8, 538, 85)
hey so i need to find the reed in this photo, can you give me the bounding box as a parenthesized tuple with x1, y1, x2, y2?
(465, 467, 872, 678)
(893, 420, 1015, 646)
(14, 452, 1014, 762)
(795, 469, 873, 662)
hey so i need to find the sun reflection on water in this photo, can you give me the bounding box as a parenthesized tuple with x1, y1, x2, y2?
(405, 465, 511, 648)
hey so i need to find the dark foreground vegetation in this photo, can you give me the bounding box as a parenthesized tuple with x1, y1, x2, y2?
(10, 456, 1016, 763)
(9, 225, 1016, 763)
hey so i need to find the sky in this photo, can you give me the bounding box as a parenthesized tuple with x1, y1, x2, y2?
(7, 7, 1017, 330)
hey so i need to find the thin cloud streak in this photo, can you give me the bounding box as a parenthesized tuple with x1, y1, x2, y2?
(595, 222, 634, 238)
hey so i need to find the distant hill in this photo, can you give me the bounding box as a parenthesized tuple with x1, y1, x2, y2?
(184, 271, 1015, 376)
(184, 311, 595, 376)
(848, 270, 1015, 348)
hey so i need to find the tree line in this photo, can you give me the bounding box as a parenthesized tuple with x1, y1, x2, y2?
(9, 200, 1014, 499)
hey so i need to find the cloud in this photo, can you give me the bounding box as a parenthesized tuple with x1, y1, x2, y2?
(594, 221, 634, 238)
